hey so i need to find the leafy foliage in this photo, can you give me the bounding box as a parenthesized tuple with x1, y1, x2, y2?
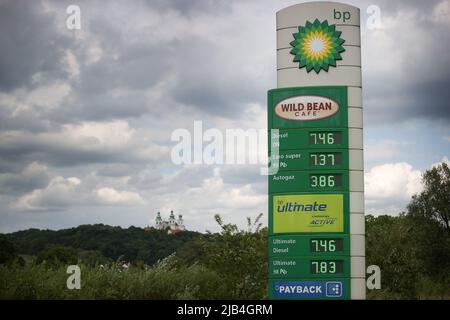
(6, 224, 201, 266)
(35, 246, 78, 268)
(186, 213, 267, 299)
(0, 261, 228, 299)
(366, 161, 450, 299)
(366, 214, 422, 298)
(408, 162, 449, 230)
(0, 216, 267, 300)
(0, 235, 17, 264)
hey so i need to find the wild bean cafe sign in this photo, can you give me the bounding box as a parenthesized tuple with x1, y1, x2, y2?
(274, 95, 340, 121)
(268, 2, 365, 300)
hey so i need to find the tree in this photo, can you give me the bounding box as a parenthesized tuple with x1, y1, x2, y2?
(405, 161, 450, 291)
(7, 224, 202, 266)
(0, 235, 17, 264)
(36, 246, 78, 267)
(78, 250, 112, 266)
(195, 213, 267, 299)
(365, 215, 422, 298)
(407, 162, 450, 231)
(366, 162, 450, 299)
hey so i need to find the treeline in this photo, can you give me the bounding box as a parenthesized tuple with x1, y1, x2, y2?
(3, 225, 202, 266)
(0, 214, 267, 299)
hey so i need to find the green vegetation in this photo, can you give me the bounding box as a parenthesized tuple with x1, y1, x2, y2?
(366, 162, 450, 299)
(0, 257, 231, 299)
(6, 224, 201, 266)
(0, 162, 449, 299)
(0, 214, 266, 299)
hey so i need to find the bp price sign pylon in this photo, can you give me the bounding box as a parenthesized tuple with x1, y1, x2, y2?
(267, 2, 365, 300)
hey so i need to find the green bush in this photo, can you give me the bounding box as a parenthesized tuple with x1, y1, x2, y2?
(0, 235, 18, 264)
(0, 259, 229, 299)
(35, 246, 78, 268)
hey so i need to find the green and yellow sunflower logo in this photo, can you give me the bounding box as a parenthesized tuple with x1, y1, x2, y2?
(290, 19, 345, 73)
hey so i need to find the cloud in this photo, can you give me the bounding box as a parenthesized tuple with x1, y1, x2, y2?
(12, 176, 82, 211)
(0, 83, 72, 133)
(0, 0, 272, 128)
(95, 187, 145, 205)
(143, 0, 233, 17)
(192, 168, 265, 210)
(64, 121, 134, 148)
(169, 37, 267, 118)
(431, 0, 450, 24)
(0, 120, 169, 167)
(365, 139, 408, 163)
(151, 165, 266, 231)
(63, 50, 81, 79)
(0, 162, 50, 195)
(362, 0, 450, 124)
(0, 0, 70, 91)
(365, 162, 423, 214)
(11, 173, 146, 212)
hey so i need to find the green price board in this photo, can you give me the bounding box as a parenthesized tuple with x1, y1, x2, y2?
(269, 256, 350, 278)
(269, 234, 350, 257)
(269, 148, 349, 172)
(267, 85, 354, 300)
(269, 170, 349, 193)
(269, 128, 349, 151)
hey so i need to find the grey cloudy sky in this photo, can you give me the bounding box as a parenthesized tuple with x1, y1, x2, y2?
(0, 0, 449, 233)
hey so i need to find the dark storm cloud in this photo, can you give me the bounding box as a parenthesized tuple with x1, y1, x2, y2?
(0, 130, 167, 168)
(0, 0, 70, 91)
(0, 162, 50, 195)
(51, 90, 152, 122)
(75, 41, 173, 94)
(144, 0, 232, 17)
(361, 0, 450, 124)
(0, 137, 115, 167)
(363, 72, 450, 124)
(1, 0, 448, 125)
(409, 75, 450, 121)
(366, 0, 444, 16)
(170, 36, 265, 117)
(0, 104, 55, 133)
(0, 0, 265, 125)
(55, 43, 174, 121)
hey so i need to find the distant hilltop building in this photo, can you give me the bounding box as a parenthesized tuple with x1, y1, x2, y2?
(154, 210, 185, 234)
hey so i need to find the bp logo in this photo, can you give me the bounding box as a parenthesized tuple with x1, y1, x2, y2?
(290, 19, 345, 74)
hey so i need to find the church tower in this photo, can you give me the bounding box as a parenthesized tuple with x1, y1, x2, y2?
(155, 211, 163, 230)
(169, 210, 176, 229)
(177, 214, 185, 231)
